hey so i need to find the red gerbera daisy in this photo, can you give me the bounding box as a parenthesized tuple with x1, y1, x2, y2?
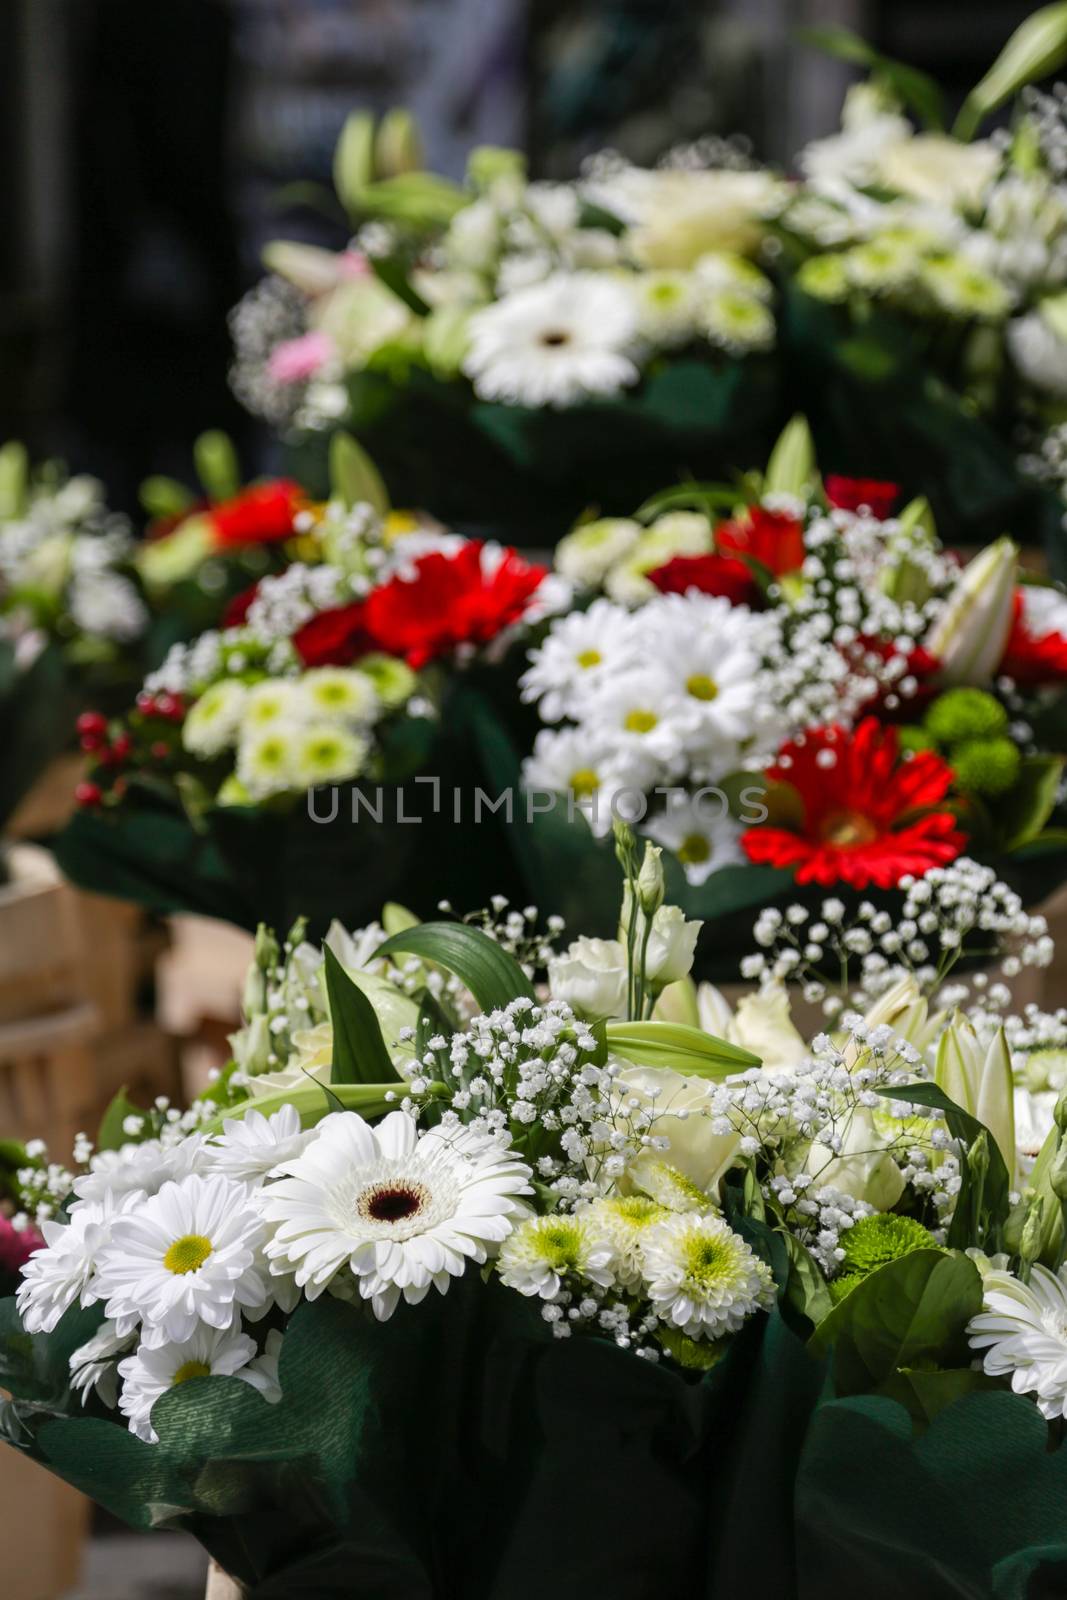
(824, 475, 899, 520)
(716, 505, 806, 579)
(999, 590, 1067, 684)
(741, 718, 965, 889)
(209, 480, 304, 549)
(646, 552, 758, 606)
(294, 541, 549, 670)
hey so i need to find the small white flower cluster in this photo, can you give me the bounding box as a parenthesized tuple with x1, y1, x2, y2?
(0, 472, 147, 652)
(744, 860, 1052, 1018)
(228, 275, 311, 432)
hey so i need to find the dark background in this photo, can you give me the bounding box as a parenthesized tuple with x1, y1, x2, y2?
(0, 0, 1043, 516)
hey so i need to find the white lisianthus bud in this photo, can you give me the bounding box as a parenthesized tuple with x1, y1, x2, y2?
(923, 536, 1017, 686)
(547, 937, 629, 1021)
(637, 843, 666, 916)
(643, 905, 701, 988)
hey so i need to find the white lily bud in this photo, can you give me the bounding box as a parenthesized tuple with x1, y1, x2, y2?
(935, 1013, 1015, 1177)
(923, 536, 1017, 686)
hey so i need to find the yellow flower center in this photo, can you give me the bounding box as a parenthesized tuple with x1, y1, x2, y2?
(576, 648, 602, 669)
(686, 673, 719, 702)
(677, 832, 711, 865)
(819, 810, 878, 848)
(163, 1234, 214, 1275)
(624, 709, 658, 733)
(171, 1359, 212, 1386)
(569, 767, 600, 798)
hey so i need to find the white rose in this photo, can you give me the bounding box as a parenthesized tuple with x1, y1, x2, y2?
(643, 905, 701, 987)
(548, 937, 629, 1021)
(614, 1063, 740, 1193)
(706, 981, 807, 1072)
(623, 169, 785, 268)
(877, 134, 1000, 213)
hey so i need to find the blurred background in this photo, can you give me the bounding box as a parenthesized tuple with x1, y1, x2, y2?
(0, 0, 1043, 518)
(0, 4, 1047, 1596)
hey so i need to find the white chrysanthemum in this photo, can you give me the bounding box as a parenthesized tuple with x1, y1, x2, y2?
(496, 1211, 616, 1299)
(117, 1324, 262, 1442)
(94, 1174, 268, 1347)
(694, 250, 774, 302)
(553, 517, 643, 589)
(521, 725, 655, 838)
(968, 1264, 1067, 1419)
(204, 1105, 312, 1184)
(462, 272, 640, 408)
(585, 1196, 669, 1290)
(631, 270, 699, 345)
(701, 289, 775, 353)
(644, 794, 745, 885)
(236, 722, 300, 799)
(182, 680, 250, 758)
(17, 1191, 143, 1334)
(73, 1134, 207, 1205)
(258, 1111, 532, 1320)
(297, 667, 379, 724)
(639, 1212, 775, 1339)
(244, 680, 305, 727)
(639, 596, 764, 756)
(291, 722, 368, 787)
(69, 1319, 134, 1408)
(920, 255, 1010, 321)
(592, 669, 691, 767)
(519, 599, 636, 721)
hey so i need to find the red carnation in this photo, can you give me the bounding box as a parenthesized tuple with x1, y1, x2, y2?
(717, 506, 806, 579)
(741, 718, 965, 889)
(824, 475, 899, 520)
(999, 590, 1067, 685)
(209, 480, 304, 549)
(647, 553, 758, 606)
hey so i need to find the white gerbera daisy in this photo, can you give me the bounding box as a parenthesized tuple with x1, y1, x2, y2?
(258, 1111, 532, 1320)
(968, 1264, 1067, 1419)
(553, 518, 643, 589)
(291, 722, 368, 787)
(236, 722, 300, 799)
(69, 1319, 135, 1408)
(644, 794, 745, 885)
(117, 1325, 261, 1442)
(94, 1174, 268, 1347)
(17, 1191, 143, 1335)
(182, 680, 249, 757)
(496, 1211, 616, 1299)
(204, 1105, 312, 1184)
(462, 272, 640, 408)
(519, 600, 637, 722)
(639, 1212, 775, 1339)
(298, 667, 379, 724)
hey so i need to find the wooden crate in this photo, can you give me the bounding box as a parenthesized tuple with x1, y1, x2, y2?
(6, 754, 85, 844)
(0, 1004, 98, 1157)
(0, 847, 84, 1026)
(0, 1448, 89, 1600)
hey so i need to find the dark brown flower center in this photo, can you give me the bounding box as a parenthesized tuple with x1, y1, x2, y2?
(361, 1184, 425, 1223)
(539, 329, 571, 347)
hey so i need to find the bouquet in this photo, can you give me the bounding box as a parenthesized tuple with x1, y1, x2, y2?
(230, 114, 788, 536)
(779, 7, 1067, 563)
(499, 418, 1067, 963)
(56, 442, 566, 933)
(0, 442, 150, 842)
(5, 829, 1067, 1595)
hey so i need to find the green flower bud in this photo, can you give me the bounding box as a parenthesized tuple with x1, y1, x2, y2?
(1020, 1195, 1047, 1269)
(968, 1128, 990, 1186)
(1049, 1139, 1067, 1204)
(1056, 1086, 1067, 1134)
(254, 924, 280, 971)
(613, 819, 640, 876)
(950, 736, 1021, 797)
(637, 843, 665, 916)
(923, 687, 1008, 745)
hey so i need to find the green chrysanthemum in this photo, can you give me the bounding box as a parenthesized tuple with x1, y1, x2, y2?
(950, 736, 1021, 797)
(897, 724, 936, 757)
(924, 687, 1007, 746)
(838, 1213, 937, 1281)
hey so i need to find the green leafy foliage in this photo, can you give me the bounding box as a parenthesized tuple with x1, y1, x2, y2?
(373, 921, 535, 1011)
(800, 25, 945, 128)
(192, 432, 240, 502)
(95, 1087, 149, 1153)
(604, 1021, 759, 1077)
(322, 945, 401, 1086)
(875, 1081, 1011, 1251)
(955, 3, 1067, 139)
(329, 431, 390, 516)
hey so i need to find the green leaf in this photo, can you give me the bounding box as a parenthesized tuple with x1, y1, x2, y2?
(200, 1080, 404, 1138)
(304, 1068, 346, 1116)
(799, 25, 945, 129)
(382, 902, 419, 936)
(355, 172, 466, 228)
(763, 414, 816, 499)
(139, 474, 196, 520)
(369, 256, 431, 317)
(322, 945, 401, 1086)
(0, 441, 28, 518)
(193, 431, 240, 502)
(955, 3, 1067, 140)
(809, 1248, 983, 1394)
(328, 431, 390, 516)
(415, 992, 454, 1056)
(333, 110, 376, 216)
(881, 1364, 1001, 1426)
(633, 481, 747, 522)
(95, 1088, 148, 1153)
(998, 753, 1065, 851)
(874, 1080, 1011, 1249)
(782, 1232, 833, 1330)
(604, 1020, 759, 1078)
(373, 921, 535, 1011)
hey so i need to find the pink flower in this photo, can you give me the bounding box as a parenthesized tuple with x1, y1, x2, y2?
(337, 249, 371, 279)
(267, 331, 335, 386)
(0, 1214, 44, 1278)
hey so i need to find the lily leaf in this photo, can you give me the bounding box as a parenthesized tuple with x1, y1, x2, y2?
(800, 25, 945, 129)
(373, 921, 535, 1011)
(323, 945, 401, 1086)
(200, 1080, 405, 1138)
(329, 432, 390, 517)
(998, 754, 1065, 851)
(604, 1020, 759, 1077)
